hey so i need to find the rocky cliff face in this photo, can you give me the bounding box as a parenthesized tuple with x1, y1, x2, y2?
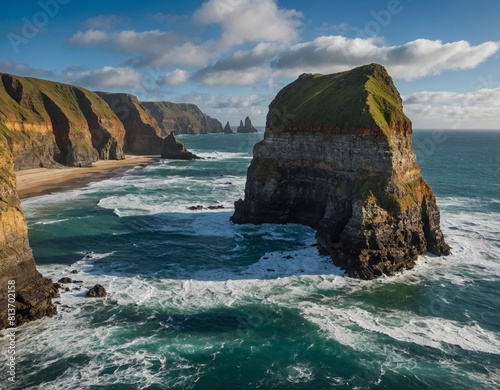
(97, 93, 164, 155)
(161, 132, 200, 160)
(0, 135, 57, 329)
(232, 64, 450, 279)
(0, 73, 126, 169)
(237, 116, 258, 133)
(142, 101, 223, 135)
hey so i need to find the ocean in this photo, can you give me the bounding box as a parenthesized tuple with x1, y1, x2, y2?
(1, 130, 499, 389)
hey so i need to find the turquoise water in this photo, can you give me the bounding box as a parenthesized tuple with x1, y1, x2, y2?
(1, 130, 499, 389)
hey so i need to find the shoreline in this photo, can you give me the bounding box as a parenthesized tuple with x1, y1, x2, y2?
(16, 155, 159, 199)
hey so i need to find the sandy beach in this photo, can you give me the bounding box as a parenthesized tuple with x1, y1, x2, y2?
(16, 156, 158, 199)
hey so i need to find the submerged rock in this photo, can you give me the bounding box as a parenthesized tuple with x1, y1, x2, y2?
(161, 132, 200, 160)
(231, 63, 450, 279)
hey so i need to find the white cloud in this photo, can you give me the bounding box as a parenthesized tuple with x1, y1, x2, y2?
(404, 88, 500, 129)
(192, 37, 500, 86)
(0, 60, 55, 78)
(83, 15, 127, 30)
(161, 69, 191, 86)
(273, 37, 500, 81)
(193, 0, 303, 48)
(73, 66, 144, 89)
(69, 29, 215, 67)
(69, 29, 108, 45)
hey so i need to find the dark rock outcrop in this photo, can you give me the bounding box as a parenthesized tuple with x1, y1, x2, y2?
(223, 121, 233, 134)
(0, 73, 125, 169)
(86, 284, 106, 298)
(161, 132, 200, 160)
(0, 135, 57, 329)
(231, 64, 450, 279)
(237, 116, 258, 133)
(142, 101, 223, 135)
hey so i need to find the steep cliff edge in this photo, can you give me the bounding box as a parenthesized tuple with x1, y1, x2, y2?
(0, 134, 57, 329)
(142, 101, 223, 135)
(0, 73, 126, 169)
(97, 93, 164, 155)
(232, 64, 450, 279)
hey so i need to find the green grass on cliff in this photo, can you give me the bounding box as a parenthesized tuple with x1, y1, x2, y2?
(0, 73, 121, 126)
(142, 101, 208, 133)
(269, 63, 410, 137)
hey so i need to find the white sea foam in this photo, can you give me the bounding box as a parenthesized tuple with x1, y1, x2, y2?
(33, 218, 69, 225)
(11, 144, 500, 388)
(302, 305, 500, 354)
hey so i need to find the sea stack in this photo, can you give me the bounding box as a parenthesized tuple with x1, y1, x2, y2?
(237, 116, 258, 133)
(224, 121, 233, 134)
(161, 131, 200, 160)
(0, 135, 58, 329)
(231, 63, 450, 279)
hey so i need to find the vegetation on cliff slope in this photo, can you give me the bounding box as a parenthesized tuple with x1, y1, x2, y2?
(267, 63, 410, 137)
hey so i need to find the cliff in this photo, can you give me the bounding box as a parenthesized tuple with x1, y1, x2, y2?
(161, 132, 200, 160)
(232, 64, 450, 279)
(237, 116, 258, 133)
(0, 73, 125, 169)
(97, 93, 164, 155)
(142, 101, 223, 135)
(0, 134, 57, 329)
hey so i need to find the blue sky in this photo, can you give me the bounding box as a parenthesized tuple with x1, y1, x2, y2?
(1, 0, 499, 128)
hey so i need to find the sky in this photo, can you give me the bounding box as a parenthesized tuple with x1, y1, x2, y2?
(1, 0, 499, 129)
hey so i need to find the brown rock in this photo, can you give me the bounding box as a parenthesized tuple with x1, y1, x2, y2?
(0, 73, 126, 169)
(0, 136, 57, 329)
(161, 132, 200, 160)
(231, 64, 450, 279)
(86, 284, 106, 298)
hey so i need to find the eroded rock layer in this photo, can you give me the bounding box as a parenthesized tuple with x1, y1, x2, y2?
(0, 73, 126, 169)
(232, 64, 450, 279)
(0, 135, 57, 329)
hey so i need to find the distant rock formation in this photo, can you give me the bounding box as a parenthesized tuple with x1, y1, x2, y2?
(223, 121, 233, 134)
(142, 101, 223, 135)
(0, 73, 125, 169)
(237, 116, 258, 133)
(161, 132, 200, 160)
(0, 135, 57, 329)
(232, 64, 450, 279)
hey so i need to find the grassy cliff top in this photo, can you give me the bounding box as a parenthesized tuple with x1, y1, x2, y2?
(268, 63, 410, 136)
(0, 73, 122, 125)
(142, 101, 207, 122)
